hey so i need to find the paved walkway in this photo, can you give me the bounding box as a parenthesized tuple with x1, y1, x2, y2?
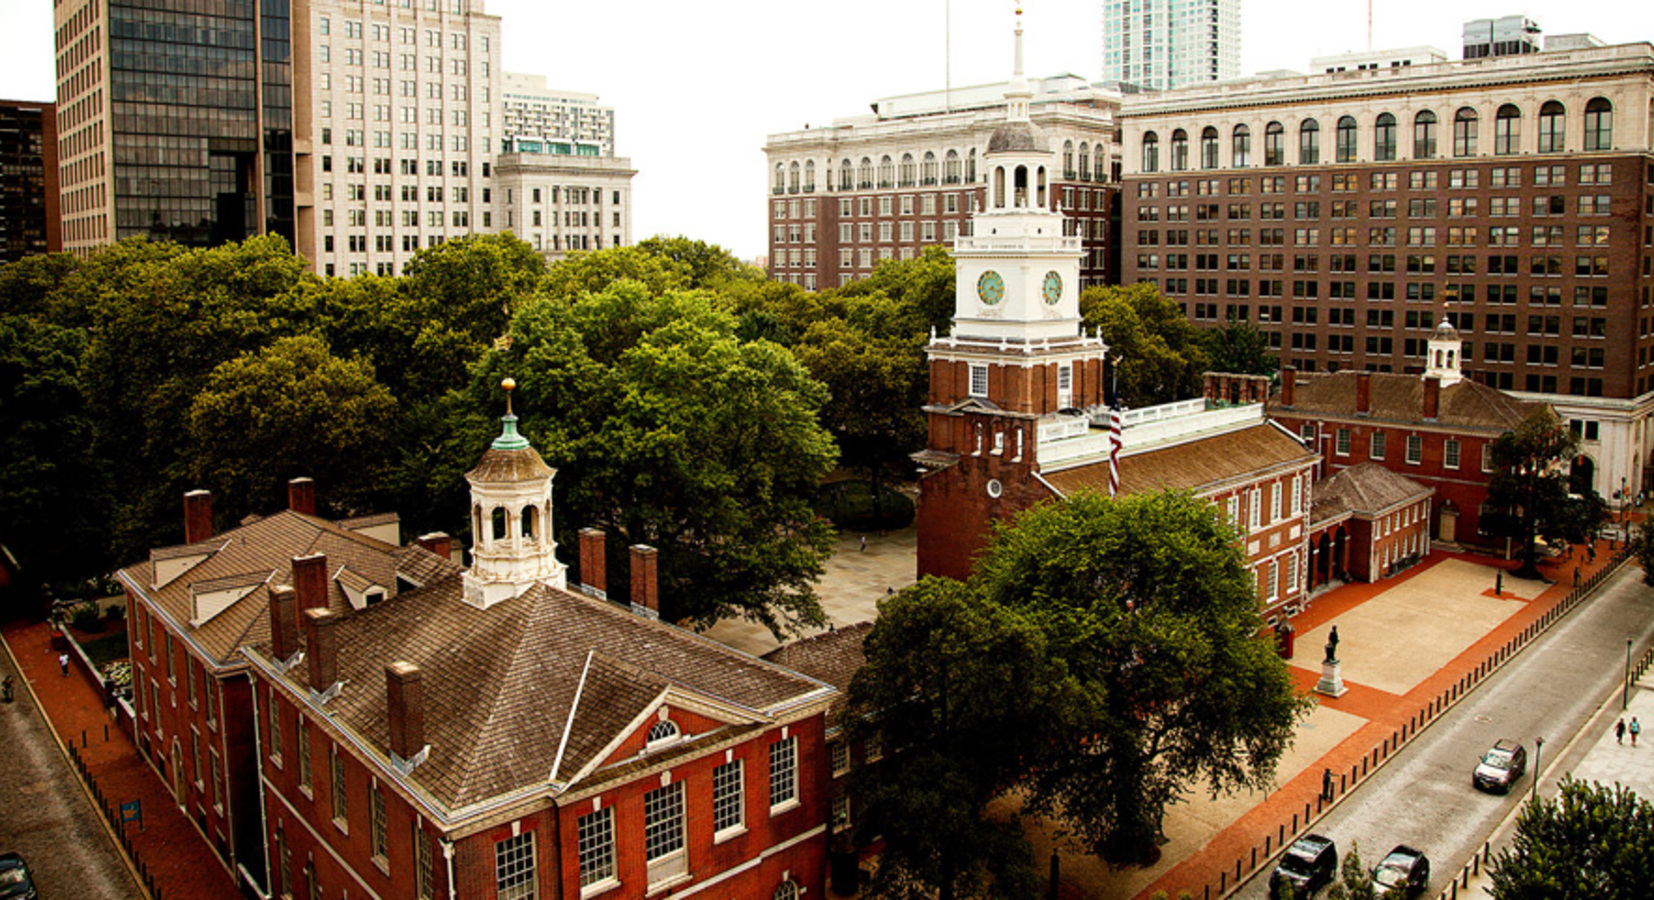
(0, 620, 241, 900)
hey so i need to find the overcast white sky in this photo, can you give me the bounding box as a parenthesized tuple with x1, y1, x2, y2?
(2, 0, 1651, 260)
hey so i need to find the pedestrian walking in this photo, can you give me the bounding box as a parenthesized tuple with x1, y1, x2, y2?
(1589, 544, 1597, 562)
(1321, 767, 1334, 802)
(58, 652, 69, 676)
(1617, 718, 1627, 744)
(1631, 717, 1642, 747)
(859, 536, 867, 552)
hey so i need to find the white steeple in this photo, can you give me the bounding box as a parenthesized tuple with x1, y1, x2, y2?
(461, 379, 567, 609)
(1425, 316, 1465, 387)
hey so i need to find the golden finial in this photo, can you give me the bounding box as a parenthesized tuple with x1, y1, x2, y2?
(501, 377, 516, 416)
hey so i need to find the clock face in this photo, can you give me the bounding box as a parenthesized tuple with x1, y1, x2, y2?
(977, 270, 1005, 306)
(1042, 271, 1063, 305)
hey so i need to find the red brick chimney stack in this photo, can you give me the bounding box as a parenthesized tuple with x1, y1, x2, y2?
(580, 528, 607, 597)
(1356, 372, 1373, 416)
(304, 608, 338, 693)
(415, 532, 452, 561)
(386, 661, 425, 760)
(269, 585, 299, 662)
(630, 544, 658, 618)
(1281, 367, 1297, 407)
(184, 490, 213, 544)
(292, 554, 330, 615)
(1422, 375, 1441, 421)
(287, 477, 317, 516)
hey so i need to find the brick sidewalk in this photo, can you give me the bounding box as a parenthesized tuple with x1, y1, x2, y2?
(1135, 535, 1633, 900)
(0, 620, 242, 900)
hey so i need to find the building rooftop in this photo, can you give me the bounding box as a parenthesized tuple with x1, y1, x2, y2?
(1311, 462, 1434, 526)
(1043, 419, 1317, 498)
(762, 623, 872, 724)
(1275, 371, 1545, 431)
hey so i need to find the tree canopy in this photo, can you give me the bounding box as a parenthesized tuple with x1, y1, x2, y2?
(1488, 778, 1654, 900)
(1080, 283, 1210, 407)
(1485, 409, 1580, 578)
(1202, 315, 1278, 377)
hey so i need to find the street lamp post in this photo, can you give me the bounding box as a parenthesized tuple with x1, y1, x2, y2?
(1532, 736, 1545, 802)
(1627, 637, 1635, 710)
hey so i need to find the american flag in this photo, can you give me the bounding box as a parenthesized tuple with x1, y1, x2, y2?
(1108, 406, 1124, 498)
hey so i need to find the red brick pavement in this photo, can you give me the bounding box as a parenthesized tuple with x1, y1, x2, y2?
(0, 620, 241, 900)
(1137, 535, 1632, 900)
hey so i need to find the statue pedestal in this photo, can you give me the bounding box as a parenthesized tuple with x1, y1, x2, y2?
(1316, 658, 1348, 698)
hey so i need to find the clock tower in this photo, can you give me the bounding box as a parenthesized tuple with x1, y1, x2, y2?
(914, 6, 1111, 580)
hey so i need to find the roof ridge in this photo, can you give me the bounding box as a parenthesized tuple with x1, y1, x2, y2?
(447, 589, 543, 804)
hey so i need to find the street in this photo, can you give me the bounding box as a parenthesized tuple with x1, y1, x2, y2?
(0, 642, 143, 900)
(1234, 563, 1654, 899)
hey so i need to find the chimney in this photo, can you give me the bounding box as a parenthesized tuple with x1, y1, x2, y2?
(304, 608, 338, 693)
(269, 585, 299, 663)
(1356, 372, 1373, 416)
(184, 490, 213, 544)
(288, 477, 317, 516)
(416, 532, 452, 561)
(385, 661, 425, 761)
(292, 553, 330, 615)
(1281, 367, 1297, 407)
(629, 544, 658, 619)
(579, 528, 607, 597)
(1423, 375, 1441, 421)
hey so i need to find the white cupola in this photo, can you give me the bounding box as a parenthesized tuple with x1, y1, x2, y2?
(1424, 316, 1464, 387)
(461, 379, 567, 609)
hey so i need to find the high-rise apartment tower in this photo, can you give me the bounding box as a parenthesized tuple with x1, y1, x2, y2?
(1103, 0, 1240, 91)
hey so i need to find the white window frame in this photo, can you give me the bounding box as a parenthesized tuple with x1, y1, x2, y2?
(1336, 428, 1351, 456)
(769, 736, 800, 813)
(1057, 363, 1073, 409)
(1270, 482, 1282, 522)
(968, 363, 989, 398)
(1406, 434, 1423, 464)
(1444, 439, 1461, 469)
(644, 782, 687, 888)
(1370, 431, 1387, 460)
(576, 806, 617, 894)
(495, 831, 537, 900)
(713, 759, 745, 840)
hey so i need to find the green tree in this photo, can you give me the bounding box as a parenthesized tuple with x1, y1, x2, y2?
(538, 245, 691, 302)
(466, 283, 838, 633)
(186, 336, 398, 523)
(1324, 842, 1376, 900)
(635, 235, 763, 291)
(845, 579, 1064, 900)
(977, 490, 1312, 863)
(1488, 778, 1654, 899)
(1202, 315, 1278, 377)
(1080, 283, 1211, 407)
(0, 314, 110, 594)
(1486, 409, 1578, 579)
(840, 246, 957, 336)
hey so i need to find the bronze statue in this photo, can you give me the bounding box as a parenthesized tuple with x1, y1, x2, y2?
(1325, 625, 1340, 663)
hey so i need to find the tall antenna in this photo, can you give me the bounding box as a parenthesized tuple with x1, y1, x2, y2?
(1367, 0, 1373, 51)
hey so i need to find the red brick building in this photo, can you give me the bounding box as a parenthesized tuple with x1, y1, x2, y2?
(116, 478, 456, 893)
(1268, 329, 1548, 546)
(242, 411, 837, 900)
(1306, 462, 1434, 585)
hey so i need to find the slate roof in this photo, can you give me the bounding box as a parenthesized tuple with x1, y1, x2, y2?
(466, 446, 555, 483)
(117, 510, 459, 666)
(762, 623, 873, 723)
(1311, 462, 1434, 524)
(255, 577, 835, 813)
(1042, 422, 1318, 498)
(987, 120, 1050, 153)
(1276, 371, 1544, 431)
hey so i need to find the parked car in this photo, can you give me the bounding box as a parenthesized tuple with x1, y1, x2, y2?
(1473, 739, 1528, 793)
(1269, 833, 1338, 898)
(1373, 845, 1430, 898)
(0, 853, 37, 900)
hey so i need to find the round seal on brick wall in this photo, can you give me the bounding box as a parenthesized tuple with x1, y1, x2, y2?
(986, 479, 1004, 498)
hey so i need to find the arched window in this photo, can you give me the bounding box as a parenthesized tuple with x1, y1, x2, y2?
(1373, 113, 1396, 161)
(1453, 107, 1478, 157)
(1495, 104, 1521, 155)
(1335, 116, 1358, 162)
(1299, 119, 1320, 164)
(993, 165, 1006, 208)
(1538, 101, 1565, 153)
(787, 161, 799, 192)
(520, 504, 538, 539)
(1063, 139, 1075, 177)
(1141, 131, 1160, 172)
(1014, 164, 1029, 207)
(646, 719, 680, 746)
(471, 504, 482, 543)
(772, 163, 784, 193)
(1232, 124, 1251, 167)
(1584, 97, 1613, 150)
(1413, 110, 1437, 159)
(1200, 126, 1219, 169)
(898, 152, 915, 187)
(1264, 121, 1284, 166)
(1095, 147, 1107, 182)
(944, 149, 961, 184)
(921, 150, 937, 185)
(803, 160, 815, 192)
(857, 157, 873, 189)
(1170, 129, 1189, 171)
(966, 148, 977, 183)
(1078, 142, 1091, 181)
(1036, 165, 1047, 206)
(878, 155, 894, 187)
(490, 506, 507, 541)
(839, 159, 852, 190)
(774, 881, 800, 900)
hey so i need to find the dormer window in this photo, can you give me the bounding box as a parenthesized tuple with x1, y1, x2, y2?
(365, 590, 384, 606)
(646, 719, 681, 749)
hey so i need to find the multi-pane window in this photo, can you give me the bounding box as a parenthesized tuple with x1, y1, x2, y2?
(1336, 428, 1351, 456)
(968, 364, 988, 398)
(297, 719, 311, 791)
(830, 741, 850, 776)
(1371, 432, 1387, 460)
(331, 745, 348, 826)
(769, 737, 799, 809)
(495, 832, 536, 900)
(713, 759, 745, 835)
(576, 807, 616, 888)
(371, 789, 388, 865)
(1248, 488, 1262, 530)
(644, 782, 687, 884)
(1445, 439, 1461, 470)
(269, 694, 283, 762)
(415, 823, 436, 899)
(1270, 482, 1282, 521)
(1406, 434, 1423, 464)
